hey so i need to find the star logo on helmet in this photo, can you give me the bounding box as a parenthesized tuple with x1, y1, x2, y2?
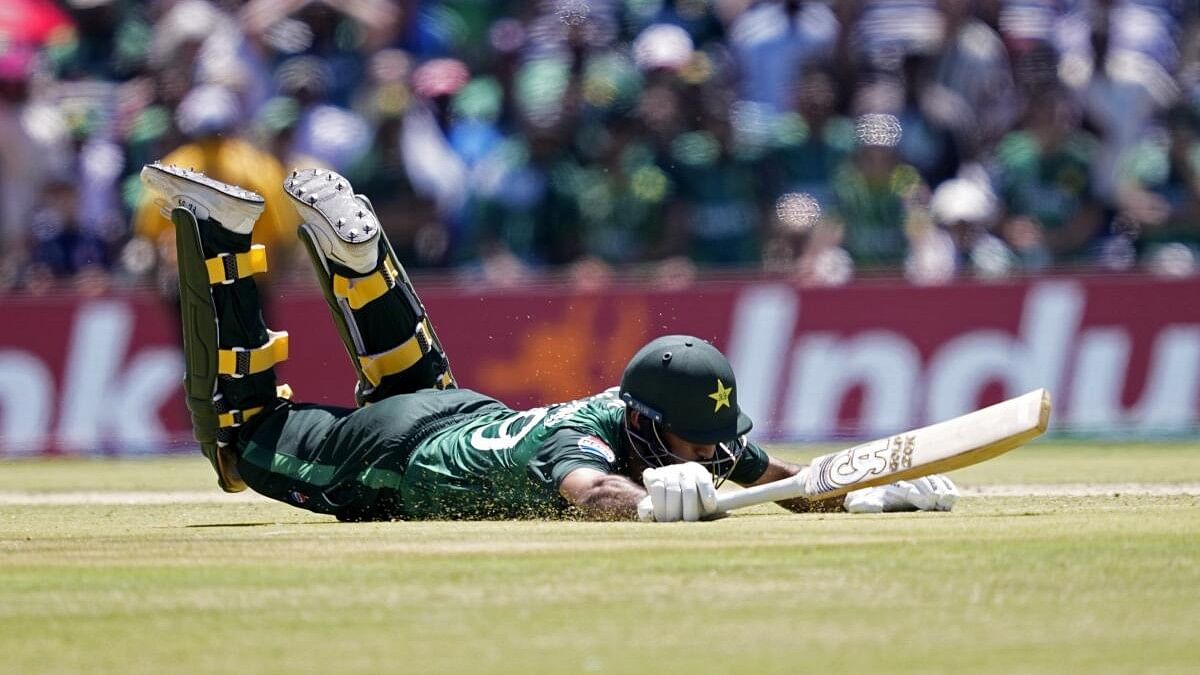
(708, 379, 732, 413)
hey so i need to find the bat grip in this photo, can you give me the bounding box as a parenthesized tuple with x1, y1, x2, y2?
(715, 468, 810, 512)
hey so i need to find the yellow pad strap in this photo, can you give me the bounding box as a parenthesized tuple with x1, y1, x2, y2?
(216, 385, 292, 429)
(217, 405, 264, 428)
(332, 258, 399, 310)
(206, 246, 268, 285)
(218, 330, 289, 378)
(358, 320, 431, 386)
(437, 372, 454, 389)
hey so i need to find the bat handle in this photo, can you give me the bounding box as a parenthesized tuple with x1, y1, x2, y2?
(715, 468, 811, 512)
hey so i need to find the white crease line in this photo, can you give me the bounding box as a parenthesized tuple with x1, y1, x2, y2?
(0, 491, 271, 505)
(962, 483, 1200, 497)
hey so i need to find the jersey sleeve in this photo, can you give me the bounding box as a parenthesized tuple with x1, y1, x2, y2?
(727, 440, 771, 485)
(528, 428, 620, 487)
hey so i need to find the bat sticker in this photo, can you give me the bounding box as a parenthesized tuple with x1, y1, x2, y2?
(808, 438, 892, 494)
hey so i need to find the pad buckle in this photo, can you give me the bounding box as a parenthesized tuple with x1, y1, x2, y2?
(205, 245, 268, 285)
(218, 330, 289, 378)
(216, 252, 238, 285)
(213, 395, 264, 429)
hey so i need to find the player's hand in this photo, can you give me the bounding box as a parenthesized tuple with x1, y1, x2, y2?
(843, 475, 959, 513)
(637, 462, 719, 522)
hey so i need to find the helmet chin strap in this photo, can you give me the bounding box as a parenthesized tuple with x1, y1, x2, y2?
(622, 412, 744, 489)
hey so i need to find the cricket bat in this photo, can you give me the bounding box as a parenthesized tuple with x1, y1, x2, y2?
(715, 388, 1052, 512)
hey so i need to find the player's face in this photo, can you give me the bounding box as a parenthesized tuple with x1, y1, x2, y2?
(661, 430, 717, 464)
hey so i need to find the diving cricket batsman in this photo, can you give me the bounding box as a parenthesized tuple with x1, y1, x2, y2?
(140, 163, 958, 522)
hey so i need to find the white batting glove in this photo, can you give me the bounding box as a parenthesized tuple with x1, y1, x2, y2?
(843, 475, 960, 513)
(637, 462, 720, 522)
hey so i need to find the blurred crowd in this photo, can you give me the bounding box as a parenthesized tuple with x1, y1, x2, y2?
(3, 0, 1200, 294)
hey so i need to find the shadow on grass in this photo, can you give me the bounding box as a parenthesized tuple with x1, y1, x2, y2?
(184, 522, 279, 528)
(183, 520, 340, 528)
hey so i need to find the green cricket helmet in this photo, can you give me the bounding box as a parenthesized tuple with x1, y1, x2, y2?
(619, 335, 753, 485)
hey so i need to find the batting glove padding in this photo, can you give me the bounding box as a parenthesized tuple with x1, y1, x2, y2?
(843, 475, 960, 513)
(638, 462, 720, 522)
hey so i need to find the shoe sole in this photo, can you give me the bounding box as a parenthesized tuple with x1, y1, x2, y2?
(284, 168, 381, 272)
(141, 163, 265, 233)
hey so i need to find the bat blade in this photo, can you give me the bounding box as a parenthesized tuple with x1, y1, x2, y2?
(715, 388, 1052, 512)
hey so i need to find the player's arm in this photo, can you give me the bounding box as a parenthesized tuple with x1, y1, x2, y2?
(559, 468, 645, 521)
(738, 456, 844, 513)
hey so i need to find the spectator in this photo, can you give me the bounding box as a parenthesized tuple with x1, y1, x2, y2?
(829, 112, 929, 268)
(763, 63, 855, 216)
(273, 55, 374, 174)
(6, 0, 1200, 293)
(345, 52, 454, 269)
(1067, 2, 1178, 203)
(726, 0, 839, 113)
(663, 92, 767, 267)
(0, 44, 71, 281)
(850, 0, 944, 74)
(930, 0, 1019, 158)
(48, 0, 149, 82)
(568, 115, 671, 266)
(467, 121, 580, 273)
(991, 86, 1104, 267)
(764, 191, 856, 287)
(241, 0, 400, 106)
(1114, 104, 1200, 274)
(401, 57, 472, 223)
(25, 178, 111, 294)
(132, 85, 300, 272)
(894, 52, 961, 186)
(906, 175, 1015, 284)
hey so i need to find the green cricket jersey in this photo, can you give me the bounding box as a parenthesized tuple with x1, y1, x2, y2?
(237, 387, 772, 521)
(397, 389, 770, 519)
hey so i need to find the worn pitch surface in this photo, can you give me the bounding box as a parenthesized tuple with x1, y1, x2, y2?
(1, 443, 1197, 675)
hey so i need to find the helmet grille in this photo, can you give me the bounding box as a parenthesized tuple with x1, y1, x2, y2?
(623, 412, 746, 488)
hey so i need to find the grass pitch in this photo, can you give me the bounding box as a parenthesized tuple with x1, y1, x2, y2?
(2, 442, 1198, 675)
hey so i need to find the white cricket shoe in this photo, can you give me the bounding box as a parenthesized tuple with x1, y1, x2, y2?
(140, 162, 265, 235)
(284, 168, 380, 274)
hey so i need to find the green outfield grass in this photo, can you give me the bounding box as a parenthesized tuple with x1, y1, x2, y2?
(2, 442, 1198, 675)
